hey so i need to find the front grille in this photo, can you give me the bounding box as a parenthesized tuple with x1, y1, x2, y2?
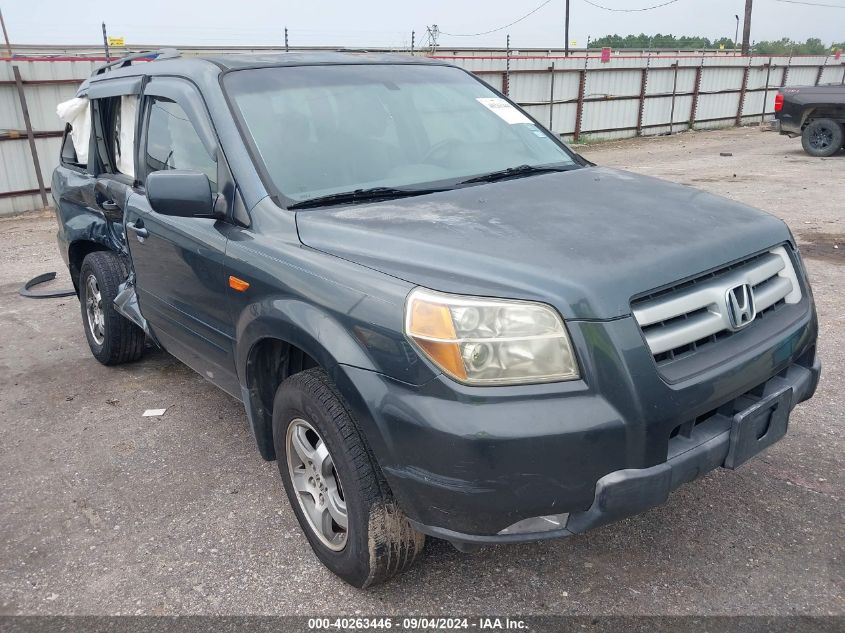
(632, 246, 802, 366)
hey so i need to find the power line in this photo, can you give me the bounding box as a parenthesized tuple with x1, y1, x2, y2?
(773, 0, 845, 7)
(581, 0, 682, 11)
(440, 0, 554, 37)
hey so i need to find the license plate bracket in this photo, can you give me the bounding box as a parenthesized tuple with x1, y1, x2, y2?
(724, 386, 793, 470)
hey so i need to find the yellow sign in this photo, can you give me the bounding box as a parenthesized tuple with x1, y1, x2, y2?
(107, 37, 125, 47)
(570, 40, 577, 47)
(719, 43, 725, 50)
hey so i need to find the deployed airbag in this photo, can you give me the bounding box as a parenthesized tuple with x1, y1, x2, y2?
(56, 97, 90, 164)
(116, 96, 137, 178)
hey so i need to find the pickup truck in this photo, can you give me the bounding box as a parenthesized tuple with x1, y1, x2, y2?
(53, 50, 820, 588)
(775, 83, 845, 156)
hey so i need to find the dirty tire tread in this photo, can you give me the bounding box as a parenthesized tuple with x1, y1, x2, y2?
(79, 252, 145, 366)
(273, 368, 425, 588)
(801, 118, 844, 157)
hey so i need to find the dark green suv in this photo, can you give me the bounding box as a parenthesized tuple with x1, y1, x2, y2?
(53, 50, 820, 587)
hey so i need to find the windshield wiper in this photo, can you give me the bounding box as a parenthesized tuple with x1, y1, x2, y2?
(288, 186, 447, 210)
(459, 163, 577, 185)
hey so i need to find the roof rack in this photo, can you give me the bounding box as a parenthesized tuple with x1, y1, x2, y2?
(94, 48, 180, 75)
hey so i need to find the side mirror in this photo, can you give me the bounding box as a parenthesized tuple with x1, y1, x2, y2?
(146, 170, 214, 217)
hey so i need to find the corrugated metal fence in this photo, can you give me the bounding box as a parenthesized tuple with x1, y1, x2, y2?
(444, 54, 845, 141)
(1, 58, 100, 215)
(2, 53, 844, 216)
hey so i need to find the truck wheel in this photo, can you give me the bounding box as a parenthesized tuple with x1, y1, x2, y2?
(79, 252, 145, 365)
(273, 368, 425, 588)
(801, 118, 844, 157)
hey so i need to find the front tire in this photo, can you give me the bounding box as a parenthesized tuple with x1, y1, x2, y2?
(801, 118, 844, 157)
(79, 252, 145, 365)
(273, 369, 425, 588)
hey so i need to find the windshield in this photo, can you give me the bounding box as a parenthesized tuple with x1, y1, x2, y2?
(223, 63, 578, 204)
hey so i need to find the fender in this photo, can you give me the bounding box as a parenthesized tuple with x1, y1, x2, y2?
(235, 297, 391, 461)
(235, 296, 379, 383)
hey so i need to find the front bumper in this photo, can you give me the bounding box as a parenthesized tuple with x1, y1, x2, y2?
(333, 302, 819, 547)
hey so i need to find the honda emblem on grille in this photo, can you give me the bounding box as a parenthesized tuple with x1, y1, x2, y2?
(726, 283, 756, 330)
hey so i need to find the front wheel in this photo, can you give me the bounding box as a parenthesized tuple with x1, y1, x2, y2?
(273, 369, 425, 587)
(801, 118, 844, 157)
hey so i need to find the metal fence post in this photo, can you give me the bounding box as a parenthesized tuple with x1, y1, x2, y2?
(781, 55, 792, 87)
(761, 58, 772, 122)
(12, 66, 49, 208)
(736, 61, 751, 126)
(548, 63, 555, 132)
(668, 62, 679, 134)
(505, 34, 511, 96)
(636, 67, 648, 136)
(815, 56, 827, 85)
(574, 69, 586, 142)
(689, 59, 703, 130)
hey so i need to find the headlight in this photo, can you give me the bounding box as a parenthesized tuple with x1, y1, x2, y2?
(404, 288, 579, 385)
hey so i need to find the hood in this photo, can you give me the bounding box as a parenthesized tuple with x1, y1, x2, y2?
(295, 167, 791, 320)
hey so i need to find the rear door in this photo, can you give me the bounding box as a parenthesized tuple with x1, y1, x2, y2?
(55, 77, 142, 277)
(123, 77, 240, 396)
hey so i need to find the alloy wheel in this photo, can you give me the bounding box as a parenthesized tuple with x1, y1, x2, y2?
(85, 274, 105, 345)
(286, 418, 348, 550)
(810, 126, 834, 151)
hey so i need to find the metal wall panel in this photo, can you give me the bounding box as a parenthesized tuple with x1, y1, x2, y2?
(585, 69, 641, 99)
(0, 191, 46, 216)
(699, 66, 744, 93)
(581, 98, 640, 132)
(646, 67, 697, 95)
(0, 136, 61, 191)
(697, 91, 741, 122)
(786, 65, 821, 86)
(819, 64, 845, 85)
(510, 71, 556, 103)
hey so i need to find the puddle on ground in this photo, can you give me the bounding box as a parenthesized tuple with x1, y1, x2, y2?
(798, 231, 844, 265)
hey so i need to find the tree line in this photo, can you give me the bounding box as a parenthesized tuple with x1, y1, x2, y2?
(589, 34, 844, 55)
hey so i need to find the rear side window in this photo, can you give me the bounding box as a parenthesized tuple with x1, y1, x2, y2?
(60, 124, 85, 169)
(144, 97, 217, 189)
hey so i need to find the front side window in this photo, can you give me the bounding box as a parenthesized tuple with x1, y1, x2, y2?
(224, 64, 577, 203)
(144, 97, 217, 189)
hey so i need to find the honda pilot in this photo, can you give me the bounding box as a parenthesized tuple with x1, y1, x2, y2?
(52, 50, 820, 587)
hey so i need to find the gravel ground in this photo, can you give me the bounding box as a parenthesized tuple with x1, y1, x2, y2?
(0, 126, 842, 616)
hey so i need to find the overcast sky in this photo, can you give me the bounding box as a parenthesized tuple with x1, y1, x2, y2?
(3, 0, 843, 49)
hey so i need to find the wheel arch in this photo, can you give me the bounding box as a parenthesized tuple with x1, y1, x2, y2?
(67, 239, 119, 294)
(800, 104, 845, 129)
(236, 299, 379, 461)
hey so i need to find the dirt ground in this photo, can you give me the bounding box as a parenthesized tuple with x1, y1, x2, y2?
(0, 126, 842, 616)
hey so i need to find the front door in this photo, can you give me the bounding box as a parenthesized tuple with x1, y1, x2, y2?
(123, 78, 239, 396)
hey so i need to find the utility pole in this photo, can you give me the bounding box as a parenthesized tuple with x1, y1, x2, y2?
(741, 0, 753, 56)
(425, 25, 439, 53)
(734, 14, 740, 55)
(1, 8, 13, 57)
(564, 0, 570, 57)
(410, 30, 415, 55)
(101, 22, 110, 60)
(284, 27, 289, 52)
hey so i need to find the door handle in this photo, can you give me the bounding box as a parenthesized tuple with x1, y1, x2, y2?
(126, 221, 149, 240)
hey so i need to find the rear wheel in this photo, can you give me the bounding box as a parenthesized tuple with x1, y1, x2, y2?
(801, 118, 844, 157)
(273, 368, 425, 587)
(79, 252, 145, 365)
